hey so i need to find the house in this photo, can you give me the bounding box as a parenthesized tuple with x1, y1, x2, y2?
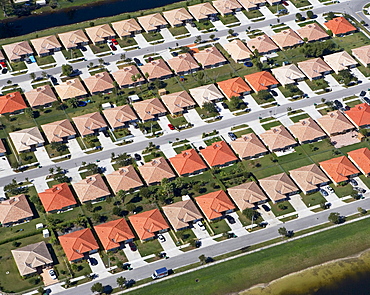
(319, 156, 360, 185)
(30, 35, 62, 56)
(0, 92, 27, 115)
(94, 219, 135, 251)
(105, 165, 143, 193)
(162, 199, 203, 231)
(271, 29, 304, 50)
(271, 64, 306, 86)
(323, 51, 357, 74)
(72, 112, 107, 137)
(58, 30, 89, 49)
(246, 34, 279, 55)
(188, 3, 218, 22)
(83, 72, 114, 94)
(85, 24, 116, 44)
(237, 0, 265, 11)
(244, 71, 279, 92)
(111, 19, 142, 37)
(288, 117, 327, 144)
(296, 23, 330, 42)
(139, 59, 173, 81)
(128, 209, 169, 241)
(352, 45, 370, 66)
(193, 46, 227, 69)
(138, 157, 176, 185)
(38, 183, 77, 213)
(12, 241, 53, 277)
(265, 0, 280, 4)
(348, 148, 370, 177)
(200, 141, 238, 167)
(24, 85, 57, 108)
(169, 149, 208, 176)
(297, 57, 332, 80)
(259, 173, 300, 203)
(212, 0, 242, 16)
(102, 105, 138, 129)
(166, 53, 200, 75)
(137, 13, 168, 33)
(345, 103, 370, 128)
(0, 139, 6, 156)
(0, 50, 5, 62)
(316, 110, 355, 136)
(54, 78, 88, 100)
(59, 228, 99, 262)
(3, 41, 33, 62)
(222, 39, 253, 63)
(0, 194, 33, 226)
(259, 125, 297, 152)
(230, 133, 268, 159)
(324, 16, 357, 37)
(72, 174, 110, 203)
(9, 127, 45, 153)
(112, 66, 145, 88)
(132, 97, 167, 122)
(289, 164, 330, 194)
(163, 8, 193, 27)
(189, 84, 224, 107)
(195, 190, 235, 221)
(227, 181, 268, 210)
(41, 119, 76, 143)
(217, 77, 251, 99)
(161, 91, 196, 115)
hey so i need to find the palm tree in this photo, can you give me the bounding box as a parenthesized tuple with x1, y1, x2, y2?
(41, 71, 48, 79)
(29, 73, 36, 81)
(117, 276, 127, 289)
(67, 97, 79, 108)
(98, 58, 104, 67)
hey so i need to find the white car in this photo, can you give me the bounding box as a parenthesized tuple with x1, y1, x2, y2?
(48, 269, 57, 280)
(196, 220, 206, 231)
(157, 234, 166, 243)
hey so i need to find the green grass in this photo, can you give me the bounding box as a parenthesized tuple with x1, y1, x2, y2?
(117, 36, 138, 48)
(136, 239, 163, 257)
(10, 61, 27, 71)
(219, 14, 239, 25)
(204, 136, 223, 146)
(142, 32, 164, 42)
(345, 99, 363, 108)
(333, 31, 370, 54)
(61, 48, 83, 60)
(167, 115, 188, 128)
(44, 144, 70, 158)
(357, 65, 370, 77)
(278, 85, 303, 98)
(290, 113, 310, 123)
(262, 120, 281, 130)
(267, 3, 287, 15)
(174, 144, 192, 154)
(89, 43, 110, 54)
(233, 128, 253, 138)
(143, 151, 166, 162)
(330, 183, 356, 198)
(196, 107, 219, 119)
(359, 175, 370, 189)
(269, 200, 296, 217)
(305, 79, 329, 91)
(175, 228, 197, 243)
(290, 0, 311, 7)
(209, 219, 231, 235)
(35, 54, 56, 66)
(243, 9, 263, 19)
(300, 191, 327, 207)
(168, 26, 189, 37)
(193, 19, 215, 31)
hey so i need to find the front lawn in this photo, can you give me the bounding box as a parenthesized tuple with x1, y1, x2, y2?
(243, 9, 263, 19)
(36, 54, 56, 66)
(44, 143, 70, 158)
(331, 183, 356, 198)
(193, 19, 215, 31)
(290, 0, 311, 7)
(118, 36, 138, 48)
(168, 26, 189, 37)
(262, 120, 281, 130)
(10, 61, 27, 71)
(89, 43, 110, 54)
(167, 115, 188, 128)
(137, 239, 163, 257)
(142, 32, 163, 43)
(61, 48, 83, 60)
(251, 92, 276, 105)
(196, 106, 219, 119)
(209, 219, 231, 235)
(175, 228, 197, 243)
(301, 191, 327, 207)
(269, 200, 296, 217)
(204, 136, 223, 146)
(174, 144, 192, 154)
(219, 14, 239, 25)
(290, 113, 310, 123)
(278, 85, 303, 98)
(139, 121, 162, 135)
(143, 150, 166, 162)
(305, 78, 329, 91)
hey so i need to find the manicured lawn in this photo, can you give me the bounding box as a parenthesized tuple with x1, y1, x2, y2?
(251, 92, 276, 105)
(301, 139, 333, 157)
(269, 200, 296, 217)
(35, 54, 56, 66)
(89, 43, 110, 54)
(193, 20, 215, 31)
(290, 0, 311, 7)
(262, 120, 281, 130)
(310, 151, 339, 164)
(174, 144, 192, 154)
(339, 140, 370, 155)
(182, 170, 222, 198)
(219, 14, 239, 25)
(278, 85, 303, 98)
(236, 211, 263, 226)
(10, 61, 27, 71)
(142, 32, 163, 42)
(290, 113, 310, 123)
(330, 183, 356, 198)
(357, 65, 370, 77)
(61, 48, 83, 60)
(167, 115, 188, 128)
(233, 128, 253, 138)
(333, 31, 370, 54)
(196, 107, 219, 119)
(345, 99, 363, 108)
(112, 128, 131, 140)
(168, 26, 189, 36)
(253, 165, 284, 179)
(44, 143, 70, 158)
(139, 121, 162, 134)
(209, 219, 231, 235)
(305, 79, 329, 91)
(137, 239, 163, 257)
(118, 36, 138, 48)
(143, 150, 166, 162)
(243, 9, 263, 19)
(301, 191, 326, 207)
(204, 136, 222, 146)
(267, 4, 286, 15)
(175, 228, 197, 243)
(359, 175, 370, 189)
(279, 157, 313, 172)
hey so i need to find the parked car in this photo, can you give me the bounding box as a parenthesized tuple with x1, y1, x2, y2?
(354, 187, 366, 193)
(48, 269, 57, 280)
(1, 68, 7, 74)
(349, 179, 358, 186)
(134, 58, 142, 66)
(110, 44, 117, 51)
(360, 90, 366, 96)
(111, 38, 118, 45)
(134, 153, 141, 161)
(364, 97, 370, 104)
(157, 234, 166, 243)
(320, 189, 328, 197)
(128, 242, 137, 251)
(270, 90, 278, 97)
(196, 220, 205, 231)
(327, 186, 334, 193)
(261, 204, 270, 212)
(171, 51, 178, 57)
(228, 132, 237, 141)
(168, 124, 175, 130)
(0, 61, 7, 68)
(334, 100, 343, 108)
(225, 215, 236, 224)
(221, 102, 229, 109)
(88, 257, 98, 266)
(282, 0, 289, 5)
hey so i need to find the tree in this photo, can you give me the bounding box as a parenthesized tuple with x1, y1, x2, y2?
(117, 276, 127, 289)
(91, 282, 103, 294)
(65, 278, 71, 288)
(29, 72, 36, 81)
(199, 254, 206, 265)
(41, 71, 48, 79)
(358, 207, 367, 215)
(327, 12, 335, 20)
(202, 101, 217, 114)
(25, 108, 35, 118)
(120, 53, 126, 60)
(98, 58, 104, 66)
(50, 141, 67, 152)
(209, 34, 215, 40)
(278, 227, 288, 237)
(328, 212, 341, 224)
(67, 97, 79, 108)
(295, 13, 304, 21)
(257, 90, 272, 101)
(179, 46, 191, 54)
(306, 10, 314, 19)
(243, 208, 259, 221)
(61, 64, 73, 77)
(229, 96, 244, 110)
(125, 203, 136, 212)
(113, 206, 121, 216)
(228, 29, 234, 36)
(195, 35, 202, 43)
(37, 286, 44, 294)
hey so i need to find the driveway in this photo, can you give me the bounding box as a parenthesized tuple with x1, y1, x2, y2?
(289, 195, 313, 218)
(191, 222, 214, 243)
(272, 88, 290, 105)
(68, 138, 85, 159)
(161, 28, 176, 42)
(183, 109, 206, 127)
(0, 156, 16, 178)
(256, 203, 281, 226)
(215, 102, 233, 119)
(88, 252, 107, 274)
(242, 94, 262, 112)
(248, 119, 265, 135)
(351, 67, 368, 82)
(297, 81, 316, 97)
(134, 34, 150, 48)
(34, 147, 53, 166)
(235, 11, 251, 24)
(224, 212, 248, 236)
(122, 244, 148, 268)
(324, 74, 344, 90)
(158, 232, 183, 256)
(185, 23, 201, 37)
(53, 51, 67, 65)
(66, 167, 82, 183)
(321, 185, 344, 207)
(98, 133, 116, 150)
(211, 20, 227, 31)
(40, 268, 59, 286)
(352, 176, 369, 195)
(33, 176, 49, 193)
(301, 105, 322, 120)
(158, 116, 177, 134)
(160, 143, 177, 158)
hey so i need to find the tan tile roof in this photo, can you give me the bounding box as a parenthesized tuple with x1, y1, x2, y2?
(0, 139, 6, 154)
(227, 181, 268, 210)
(188, 2, 218, 21)
(352, 45, 370, 66)
(345, 103, 370, 128)
(212, 0, 242, 15)
(244, 71, 279, 92)
(288, 117, 326, 143)
(72, 174, 110, 203)
(85, 24, 115, 44)
(222, 39, 253, 62)
(297, 23, 329, 42)
(24, 85, 57, 107)
(139, 59, 172, 80)
(237, 0, 265, 10)
(316, 110, 355, 136)
(323, 51, 357, 73)
(230, 133, 268, 159)
(200, 140, 238, 167)
(112, 65, 144, 87)
(163, 8, 193, 27)
(161, 90, 196, 114)
(271, 29, 304, 49)
(137, 13, 168, 32)
(83, 71, 114, 94)
(0, 194, 33, 225)
(162, 199, 203, 230)
(111, 19, 142, 37)
(73, 112, 107, 136)
(194, 46, 227, 67)
(217, 77, 251, 99)
(105, 165, 143, 193)
(12, 241, 52, 277)
(297, 57, 332, 80)
(319, 156, 359, 183)
(132, 97, 167, 121)
(38, 183, 77, 212)
(259, 173, 299, 202)
(195, 190, 235, 220)
(41, 119, 76, 143)
(260, 125, 296, 151)
(3, 41, 33, 61)
(169, 148, 208, 175)
(102, 105, 138, 129)
(58, 30, 89, 49)
(246, 34, 278, 54)
(189, 84, 224, 106)
(138, 157, 176, 185)
(271, 64, 306, 86)
(166, 53, 200, 74)
(348, 147, 370, 175)
(9, 127, 45, 152)
(55, 78, 88, 100)
(290, 164, 330, 193)
(30, 35, 61, 55)
(0, 50, 4, 61)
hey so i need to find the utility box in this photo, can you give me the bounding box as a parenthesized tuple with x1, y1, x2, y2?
(36, 223, 44, 229)
(42, 229, 50, 238)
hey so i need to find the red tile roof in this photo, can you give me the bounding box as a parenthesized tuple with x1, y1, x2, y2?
(217, 77, 251, 99)
(0, 92, 27, 114)
(38, 183, 77, 212)
(319, 156, 360, 183)
(244, 71, 279, 92)
(169, 149, 207, 176)
(200, 141, 238, 167)
(195, 190, 235, 220)
(347, 148, 370, 175)
(344, 103, 370, 128)
(324, 17, 356, 35)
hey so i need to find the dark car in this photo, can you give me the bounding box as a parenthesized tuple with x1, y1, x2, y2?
(364, 97, 370, 104)
(88, 257, 98, 266)
(350, 179, 358, 186)
(128, 242, 137, 251)
(171, 51, 178, 57)
(77, 45, 87, 52)
(225, 215, 236, 224)
(228, 132, 237, 141)
(270, 90, 278, 97)
(110, 44, 117, 51)
(221, 102, 229, 109)
(282, 0, 289, 5)
(261, 204, 270, 212)
(320, 189, 328, 197)
(134, 153, 141, 161)
(50, 76, 58, 85)
(2, 68, 8, 74)
(360, 90, 366, 96)
(134, 58, 142, 66)
(334, 100, 343, 108)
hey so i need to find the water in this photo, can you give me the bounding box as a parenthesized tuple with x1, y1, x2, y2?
(0, 0, 182, 38)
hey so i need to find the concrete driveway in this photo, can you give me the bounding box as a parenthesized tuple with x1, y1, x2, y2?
(34, 147, 53, 166)
(224, 212, 248, 236)
(321, 185, 344, 207)
(122, 244, 148, 268)
(158, 232, 182, 256)
(183, 109, 205, 126)
(67, 138, 85, 158)
(289, 195, 313, 218)
(33, 176, 49, 193)
(98, 133, 116, 149)
(352, 176, 369, 194)
(40, 268, 59, 286)
(88, 252, 107, 274)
